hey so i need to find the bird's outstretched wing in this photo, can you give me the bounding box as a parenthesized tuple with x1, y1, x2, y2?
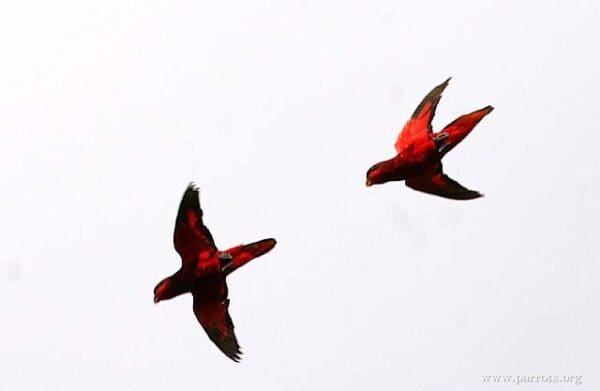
(193, 292, 242, 362)
(395, 78, 450, 153)
(173, 183, 216, 264)
(405, 164, 482, 200)
(437, 105, 494, 157)
(221, 238, 277, 276)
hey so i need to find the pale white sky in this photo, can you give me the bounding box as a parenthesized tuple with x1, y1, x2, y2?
(1, 1, 599, 390)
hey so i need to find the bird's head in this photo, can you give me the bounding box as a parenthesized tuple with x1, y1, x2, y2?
(154, 276, 178, 304)
(366, 157, 401, 187)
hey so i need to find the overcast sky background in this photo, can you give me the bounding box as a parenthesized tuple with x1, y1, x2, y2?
(1, 1, 599, 390)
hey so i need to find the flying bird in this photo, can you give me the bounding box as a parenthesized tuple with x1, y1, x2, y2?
(366, 78, 493, 200)
(154, 183, 277, 362)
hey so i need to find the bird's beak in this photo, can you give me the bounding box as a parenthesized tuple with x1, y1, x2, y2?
(153, 296, 159, 304)
(366, 179, 372, 187)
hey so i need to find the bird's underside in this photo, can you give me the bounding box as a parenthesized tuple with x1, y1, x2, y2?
(367, 78, 492, 200)
(155, 183, 276, 362)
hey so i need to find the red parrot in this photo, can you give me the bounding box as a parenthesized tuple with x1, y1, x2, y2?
(366, 78, 493, 200)
(154, 183, 276, 362)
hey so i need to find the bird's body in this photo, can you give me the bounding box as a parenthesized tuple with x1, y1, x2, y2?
(154, 183, 276, 362)
(366, 78, 493, 200)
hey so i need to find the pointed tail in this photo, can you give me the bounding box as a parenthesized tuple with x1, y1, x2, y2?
(438, 105, 493, 156)
(222, 238, 277, 275)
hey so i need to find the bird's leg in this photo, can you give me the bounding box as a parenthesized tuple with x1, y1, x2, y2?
(433, 132, 450, 154)
(218, 253, 234, 273)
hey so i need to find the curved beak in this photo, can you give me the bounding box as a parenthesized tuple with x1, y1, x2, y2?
(366, 179, 372, 187)
(153, 296, 159, 304)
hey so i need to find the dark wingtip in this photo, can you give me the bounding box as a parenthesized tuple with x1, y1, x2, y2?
(411, 78, 451, 120)
(181, 183, 199, 202)
(186, 182, 199, 192)
(222, 347, 243, 362)
(461, 191, 484, 200)
(206, 328, 243, 362)
(183, 182, 202, 200)
(181, 183, 200, 202)
(176, 182, 203, 224)
(227, 345, 243, 363)
(225, 347, 243, 362)
(436, 77, 451, 91)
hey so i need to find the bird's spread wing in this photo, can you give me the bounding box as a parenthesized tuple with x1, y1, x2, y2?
(193, 293, 242, 362)
(437, 105, 494, 156)
(221, 238, 277, 275)
(405, 164, 482, 200)
(395, 78, 450, 153)
(173, 183, 216, 264)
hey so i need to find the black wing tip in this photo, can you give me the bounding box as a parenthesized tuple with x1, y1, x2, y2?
(185, 182, 200, 194)
(446, 188, 483, 200)
(434, 191, 484, 201)
(228, 347, 243, 362)
(434, 77, 451, 92)
(220, 342, 243, 362)
(460, 191, 484, 200)
(218, 344, 243, 362)
(176, 182, 203, 223)
(405, 182, 485, 200)
(182, 182, 201, 201)
(443, 188, 483, 200)
(412, 77, 452, 119)
(436, 77, 451, 92)
(207, 329, 243, 362)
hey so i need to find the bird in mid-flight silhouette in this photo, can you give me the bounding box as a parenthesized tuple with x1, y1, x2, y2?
(154, 183, 276, 362)
(366, 78, 493, 200)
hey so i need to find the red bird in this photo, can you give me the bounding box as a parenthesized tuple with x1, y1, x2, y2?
(154, 183, 276, 362)
(366, 78, 493, 200)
